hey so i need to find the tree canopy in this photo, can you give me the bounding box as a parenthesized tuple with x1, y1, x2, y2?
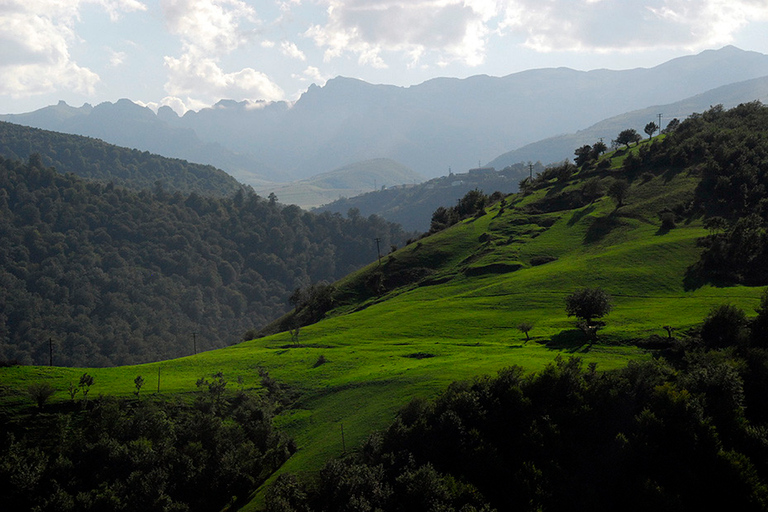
(0, 156, 410, 366)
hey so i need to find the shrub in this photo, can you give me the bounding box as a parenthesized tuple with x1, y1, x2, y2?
(28, 382, 56, 410)
(701, 304, 748, 348)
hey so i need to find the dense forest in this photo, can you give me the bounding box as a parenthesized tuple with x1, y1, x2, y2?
(0, 121, 242, 196)
(1, 372, 294, 512)
(0, 156, 409, 366)
(267, 297, 768, 512)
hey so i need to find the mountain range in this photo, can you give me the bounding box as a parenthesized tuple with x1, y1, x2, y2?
(3, 46, 768, 188)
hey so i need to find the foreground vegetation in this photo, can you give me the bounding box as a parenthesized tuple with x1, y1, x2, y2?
(268, 313, 768, 511)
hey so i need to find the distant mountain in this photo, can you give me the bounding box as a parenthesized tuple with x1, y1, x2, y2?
(0, 121, 243, 196)
(256, 158, 423, 209)
(0, 100, 281, 184)
(488, 75, 768, 168)
(316, 162, 541, 232)
(3, 46, 768, 182)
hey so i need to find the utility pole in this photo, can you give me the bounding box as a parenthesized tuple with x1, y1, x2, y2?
(374, 237, 382, 266)
(48, 337, 54, 367)
(658, 113, 663, 135)
(192, 332, 198, 355)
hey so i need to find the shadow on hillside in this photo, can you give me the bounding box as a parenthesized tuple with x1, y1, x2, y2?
(567, 204, 595, 226)
(583, 214, 623, 244)
(546, 329, 591, 352)
(683, 263, 733, 291)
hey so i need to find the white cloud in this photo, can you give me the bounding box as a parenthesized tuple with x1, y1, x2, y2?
(281, 40, 306, 60)
(164, 52, 284, 102)
(160, 0, 286, 104)
(305, 0, 489, 68)
(161, 0, 257, 55)
(500, 0, 768, 52)
(107, 48, 127, 66)
(292, 65, 332, 85)
(0, 0, 145, 97)
(305, 0, 768, 70)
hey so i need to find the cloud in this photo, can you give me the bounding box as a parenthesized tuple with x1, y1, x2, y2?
(161, 0, 257, 55)
(0, 0, 145, 97)
(164, 52, 284, 102)
(293, 65, 332, 85)
(107, 48, 127, 67)
(305, 0, 768, 69)
(281, 40, 306, 60)
(305, 0, 489, 67)
(160, 0, 286, 104)
(500, 0, 768, 52)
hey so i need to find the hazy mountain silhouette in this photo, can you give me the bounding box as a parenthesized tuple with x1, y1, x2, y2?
(488, 74, 768, 168)
(3, 46, 768, 183)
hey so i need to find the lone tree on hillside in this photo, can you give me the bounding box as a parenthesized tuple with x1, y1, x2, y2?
(607, 179, 630, 207)
(28, 382, 56, 410)
(517, 321, 534, 342)
(565, 287, 613, 340)
(615, 129, 642, 149)
(644, 122, 659, 139)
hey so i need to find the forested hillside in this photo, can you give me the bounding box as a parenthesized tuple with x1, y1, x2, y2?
(316, 162, 537, 232)
(0, 121, 243, 196)
(0, 156, 408, 366)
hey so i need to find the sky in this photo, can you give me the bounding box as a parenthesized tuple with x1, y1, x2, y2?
(2, 0, 768, 115)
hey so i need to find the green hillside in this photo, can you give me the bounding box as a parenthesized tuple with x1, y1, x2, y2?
(0, 121, 243, 196)
(2, 103, 768, 510)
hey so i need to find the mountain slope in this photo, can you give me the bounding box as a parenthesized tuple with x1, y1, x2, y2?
(256, 158, 423, 209)
(0, 100, 281, 184)
(0, 121, 243, 196)
(489, 74, 768, 168)
(0, 160, 408, 366)
(315, 162, 540, 232)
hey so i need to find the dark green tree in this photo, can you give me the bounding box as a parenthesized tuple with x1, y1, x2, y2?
(607, 179, 629, 207)
(615, 128, 642, 149)
(574, 145, 594, 167)
(27, 382, 56, 410)
(134, 375, 145, 398)
(517, 321, 534, 342)
(79, 373, 94, 403)
(701, 304, 748, 348)
(644, 121, 659, 138)
(565, 287, 613, 336)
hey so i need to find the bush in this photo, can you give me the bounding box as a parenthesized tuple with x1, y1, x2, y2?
(28, 382, 56, 410)
(701, 304, 748, 348)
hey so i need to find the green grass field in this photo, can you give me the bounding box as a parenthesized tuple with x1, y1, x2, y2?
(2, 143, 765, 510)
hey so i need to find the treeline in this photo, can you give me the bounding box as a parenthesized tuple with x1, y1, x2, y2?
(1, 373, 293, 512)
(0, 121, 242, 196)
(268, 295, 768, 511)
(429, 189, 505, 233)
(0, 156, 408, 366)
